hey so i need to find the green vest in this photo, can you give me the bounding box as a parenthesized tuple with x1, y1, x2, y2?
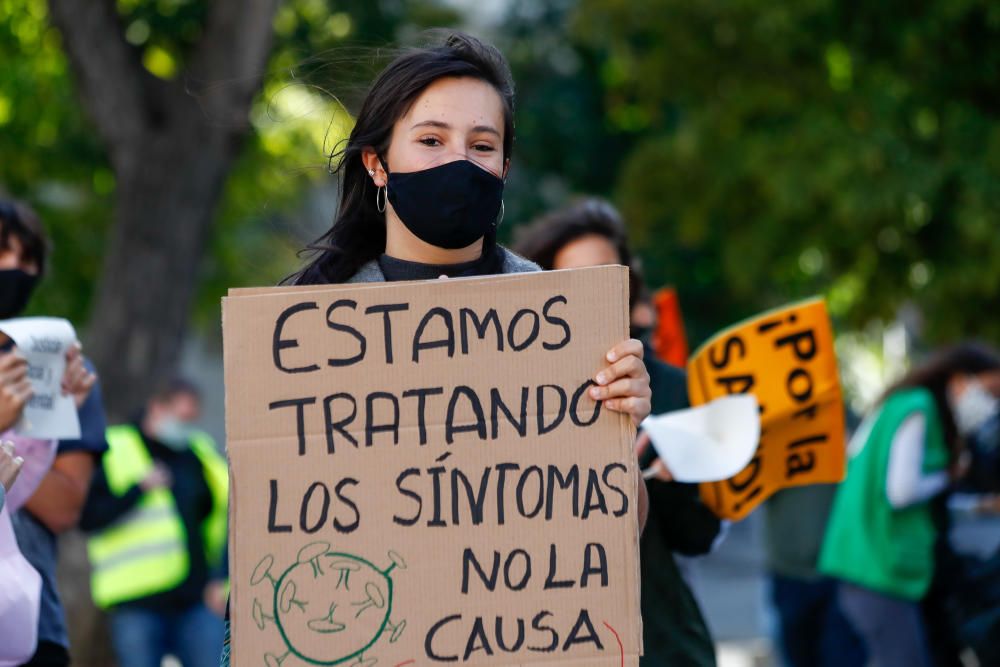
(819, 388, 949, 600)
(87, 424, 229, 609)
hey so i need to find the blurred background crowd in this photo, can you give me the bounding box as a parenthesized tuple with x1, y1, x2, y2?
(1, 0, 999, 665)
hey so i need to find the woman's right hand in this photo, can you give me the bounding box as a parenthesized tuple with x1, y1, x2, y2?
(139, 463, 172, 493)
(0, 351, 32, 432)
(634, 431, 674, 481)
(0, 440, 23, 493)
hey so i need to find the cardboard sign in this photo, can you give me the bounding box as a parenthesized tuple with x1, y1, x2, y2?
(0, 318, 80, 440)
(223, 266, 642, 667)
(687, 298, 845, 520)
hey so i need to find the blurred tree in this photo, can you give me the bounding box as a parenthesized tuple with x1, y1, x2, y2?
(1, 1, 458, 663)
(33, 0, 280, 421)
(505, 0, 1000, 345)
(496, 0, 637, 229)
(0, 0, 458, 419)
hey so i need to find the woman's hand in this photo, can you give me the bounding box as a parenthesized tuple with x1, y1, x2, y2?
(0, 351, 31, 432)
(61, 342, 97, 408)
(204, 580, 229, 618)
(634, 431, 674, 482)
(590, 339, 652, 427)
(0, 440, 23, 493)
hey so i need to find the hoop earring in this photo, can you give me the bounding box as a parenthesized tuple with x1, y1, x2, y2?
(376, 185, 387, 213)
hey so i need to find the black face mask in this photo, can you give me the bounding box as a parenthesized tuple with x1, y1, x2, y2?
(382, 158, 504, 250)
(0, 269, 37, 319)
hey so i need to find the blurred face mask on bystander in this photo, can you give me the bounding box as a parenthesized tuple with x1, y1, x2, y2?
(0, 232, 40, 319)
(151, 415, 198, 451)
(950, 378, 999, 437)
(0, 270, 38, 320)
(147, 390, 201, 451)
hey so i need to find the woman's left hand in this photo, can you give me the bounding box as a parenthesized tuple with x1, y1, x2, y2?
(61, 342, 97, 408)
(590, 339, 651, 427)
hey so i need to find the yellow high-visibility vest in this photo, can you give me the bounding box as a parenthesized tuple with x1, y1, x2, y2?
(87, 424, 228, 609)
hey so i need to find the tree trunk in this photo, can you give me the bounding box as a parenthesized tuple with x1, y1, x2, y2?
(43, 0, 279, 660)
(85, 125, 236, 420)
(47, 0, 280, 418)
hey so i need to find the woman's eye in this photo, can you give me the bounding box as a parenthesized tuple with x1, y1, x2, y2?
(473, 144, 496, 152)
(419, 137, 442, 147)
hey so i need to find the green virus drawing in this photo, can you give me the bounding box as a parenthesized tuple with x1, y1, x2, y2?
(250, 542, 407, 666)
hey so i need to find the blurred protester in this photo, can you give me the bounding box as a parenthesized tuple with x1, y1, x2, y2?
(762, 407, 866, 667)
(81, 379, 228, 667)
(0, 200, 102, 667)
(1, 436, 39, 667)
(763, 483, 867, 667)
(924, 375, 1000, 667)
(516, 197, 721, 667)
(0, 440, 23, 511)
(820, 343, 1000, 667)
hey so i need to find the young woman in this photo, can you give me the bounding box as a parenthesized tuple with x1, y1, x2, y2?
(222, 32, 652, 665)
(819, 343, 1000, 666)
(289, 33, 650, 455)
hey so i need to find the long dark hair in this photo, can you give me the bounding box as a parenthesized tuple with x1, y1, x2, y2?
(881, 342, 1000, 455)
(288, 32, 515, 285)
(0, 200, 49, 276)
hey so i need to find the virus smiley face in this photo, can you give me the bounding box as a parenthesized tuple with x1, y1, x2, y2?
(250, 543, 407, 666)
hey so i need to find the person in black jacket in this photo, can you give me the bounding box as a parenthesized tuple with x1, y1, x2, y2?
(517, 197, 721, 667)
(81, 379, 228, 667)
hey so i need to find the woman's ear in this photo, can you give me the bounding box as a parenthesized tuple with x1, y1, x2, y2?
(502, 158, 510, 181)
(361, 147, 386, 186)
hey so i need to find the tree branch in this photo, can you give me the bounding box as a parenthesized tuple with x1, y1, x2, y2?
(46, 0, 147, 155)
(186, 0, 280, 131)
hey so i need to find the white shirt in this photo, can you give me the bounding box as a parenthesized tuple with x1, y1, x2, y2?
(885, 412, 949, 509)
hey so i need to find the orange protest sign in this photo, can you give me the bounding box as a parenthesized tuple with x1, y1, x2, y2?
(687, 298, 846, 520)
(651, 287, 689, 368)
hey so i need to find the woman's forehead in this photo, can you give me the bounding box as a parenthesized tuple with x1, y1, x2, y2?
(401, 77, 505, 134)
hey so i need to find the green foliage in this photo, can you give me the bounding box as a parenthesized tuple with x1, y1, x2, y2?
(6, 0, 996, 347)
(0, 0, 460, 333)
(505, 0, 1000, 345)
(0, 0, 112, 322)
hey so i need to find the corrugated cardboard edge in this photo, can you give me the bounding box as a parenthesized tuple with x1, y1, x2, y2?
(620, 266, 643, 657)
(221, 295, 243, 663)
(226, 266, 620, 298)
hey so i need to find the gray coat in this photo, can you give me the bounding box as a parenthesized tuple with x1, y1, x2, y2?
(345, 246, 540, 283)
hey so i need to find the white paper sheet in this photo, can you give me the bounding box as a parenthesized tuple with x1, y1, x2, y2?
(641, 394, 761, 483)
(0, 317, 81, 440)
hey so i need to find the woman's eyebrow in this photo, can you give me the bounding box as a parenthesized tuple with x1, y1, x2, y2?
(411, 119, 501, 137)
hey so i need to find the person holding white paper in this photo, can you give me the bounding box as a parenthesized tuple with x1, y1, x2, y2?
(516, 198, 722, 667)
(0, 199, 104, 667)
(820, 343, 1000, 667)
